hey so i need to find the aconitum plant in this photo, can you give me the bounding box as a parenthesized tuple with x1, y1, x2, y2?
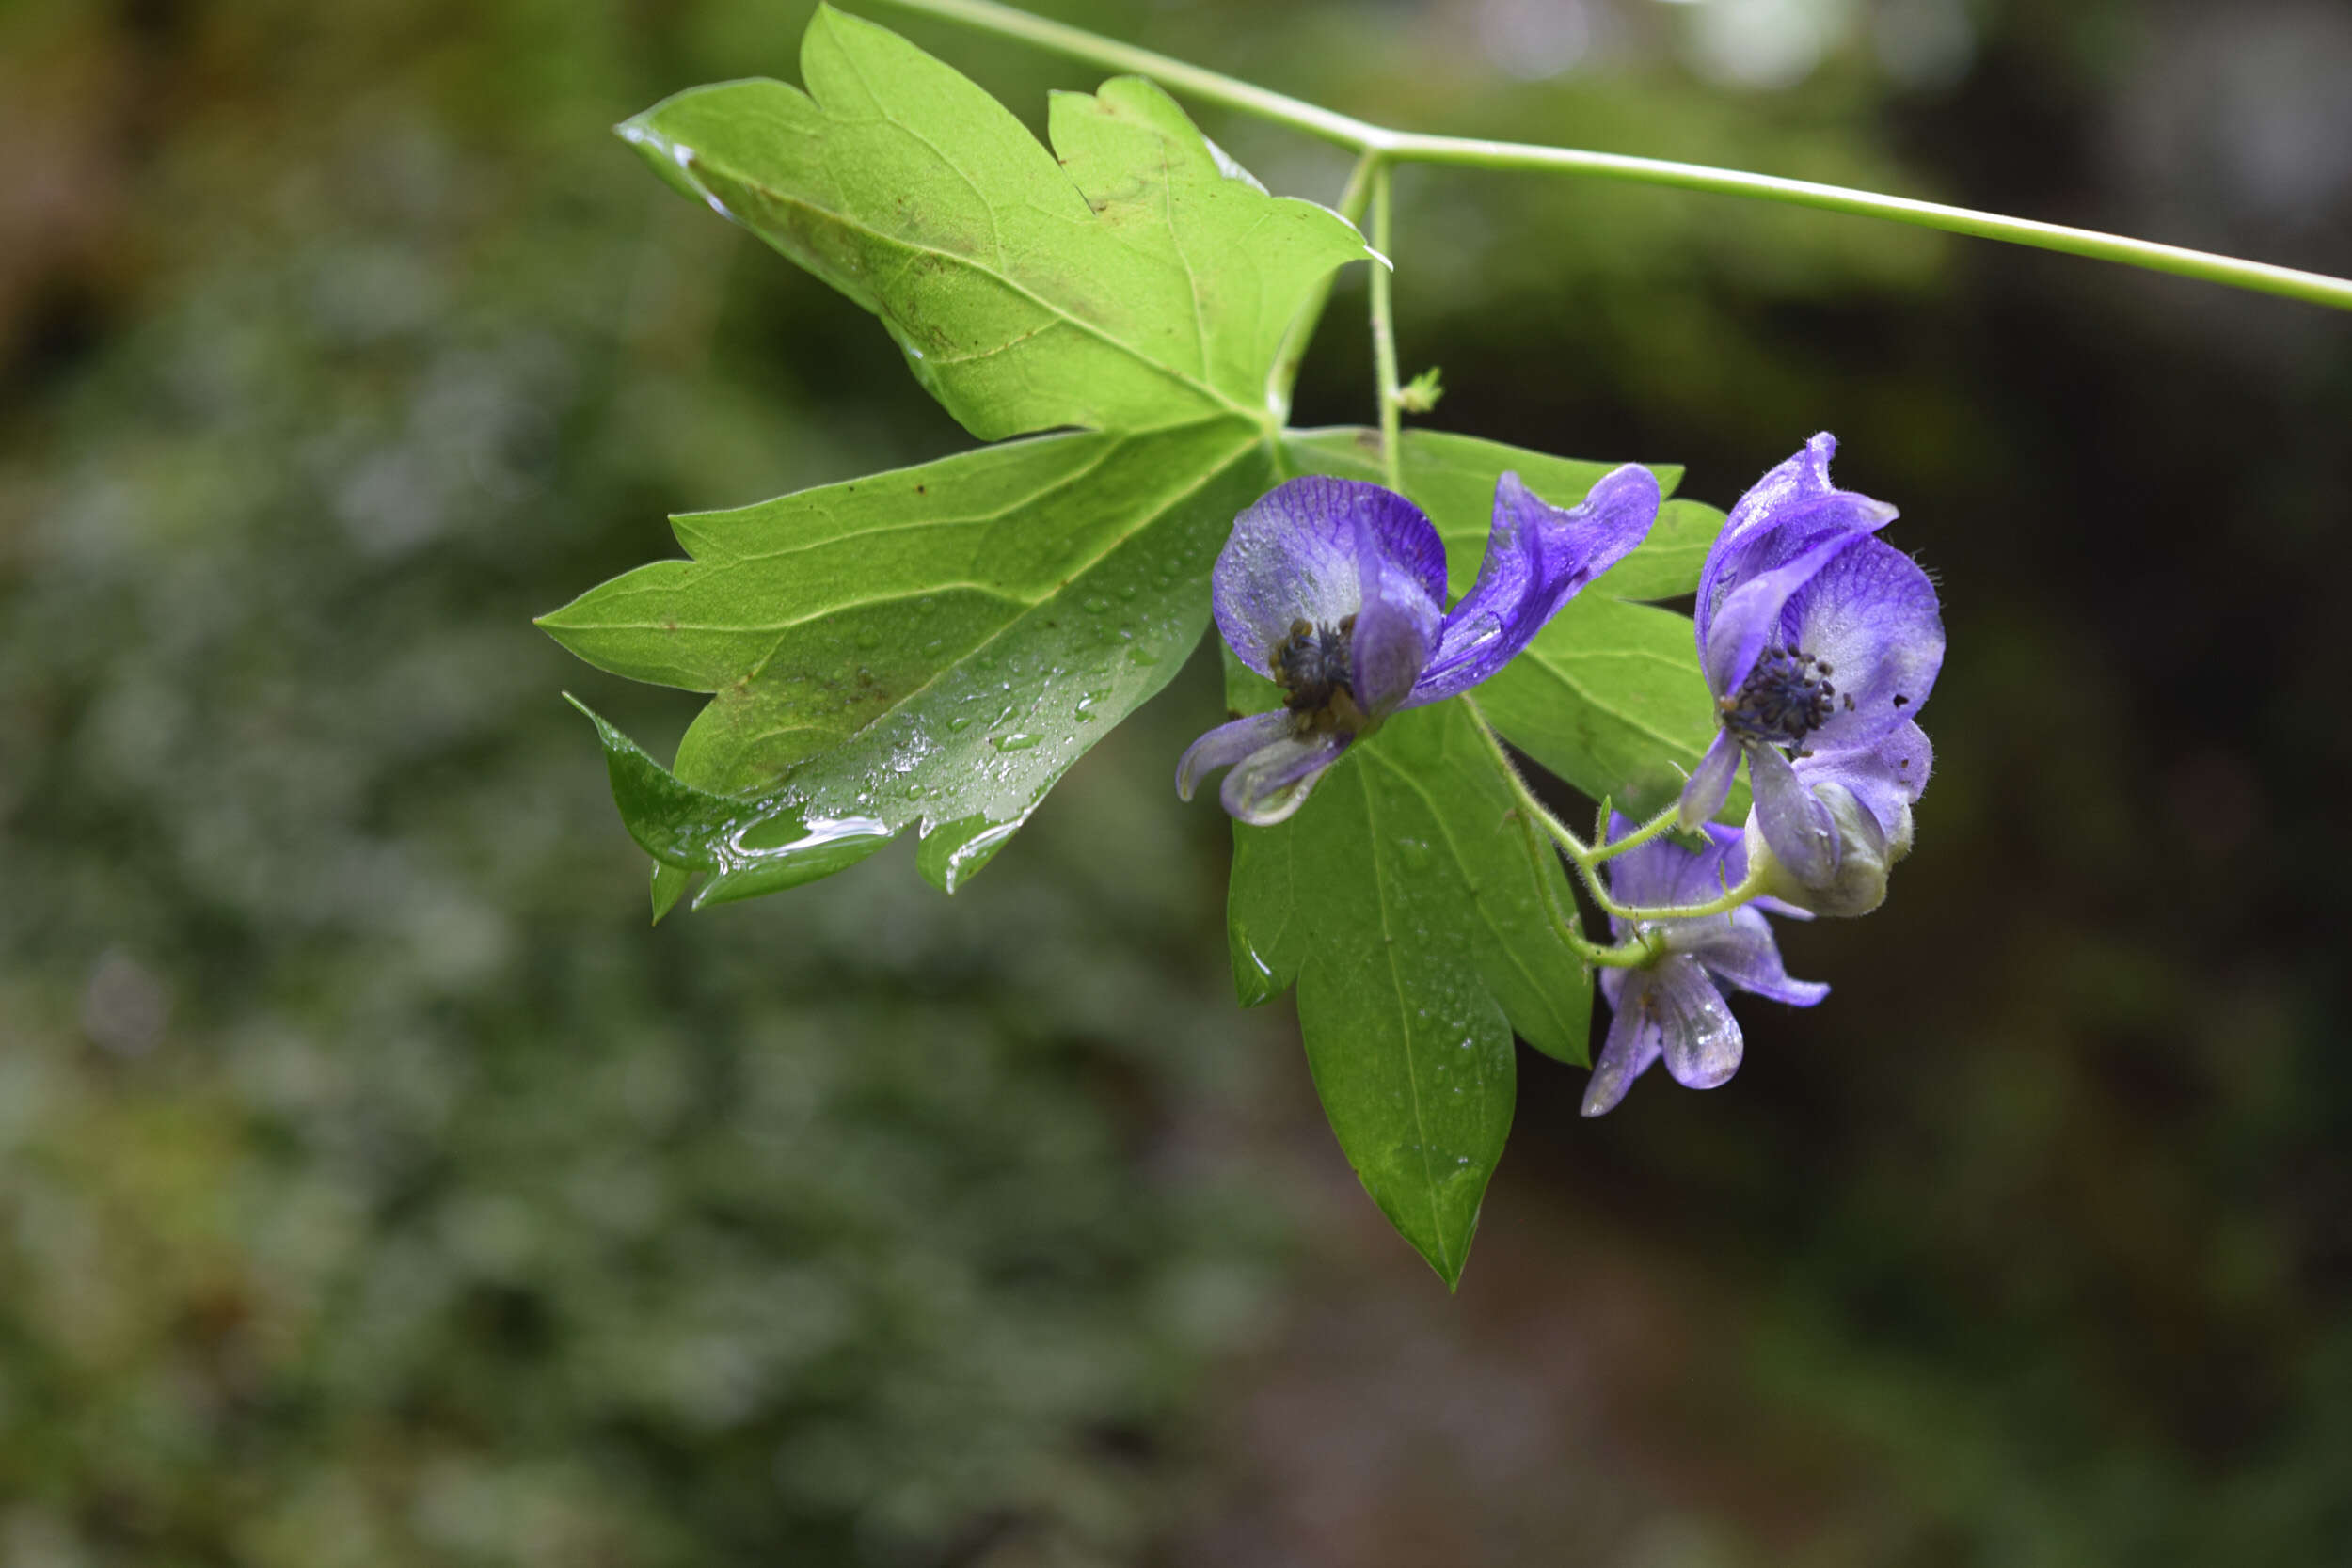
(538, 2, 2352, 1284)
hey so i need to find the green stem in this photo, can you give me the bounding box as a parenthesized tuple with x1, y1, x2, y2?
(1266, 150, 1380, 422)
(1460, 696, 1589, 859)
(1593, 865, 1770, 926)
(1514, 802, 1654, 970)
(863, 0, 2352, 313)
(1584, 801, 1680, 863)
(1460, 695, 1764, 937)
(1467, 698, 1653, 969)
(1367, 164, 1404, 492)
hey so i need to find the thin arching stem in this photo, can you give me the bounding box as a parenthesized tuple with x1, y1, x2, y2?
(1584, 801, 1680, 863)
(1367, 164, 1404, 492)
(865, 0, 2352, 314)
(1459, 695, 1767, 942)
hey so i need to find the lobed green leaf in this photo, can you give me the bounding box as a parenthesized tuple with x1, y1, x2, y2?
(618, 5, 1371, 440)
(1225, 700, 1590, 1287)
(544, 419, 1269, 908)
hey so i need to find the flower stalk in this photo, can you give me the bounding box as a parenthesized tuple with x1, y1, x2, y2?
(1459, 697, 1765, 964)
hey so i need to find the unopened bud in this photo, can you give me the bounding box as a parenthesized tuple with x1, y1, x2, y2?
(1746, 783, 1911, 918)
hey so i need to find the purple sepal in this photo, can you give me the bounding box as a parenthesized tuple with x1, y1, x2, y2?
(1674, 911, 1832, 1007)
(1795, 719, 1931, 844)
(1651, 954, 1743, 1088)
(1349, 499, 1443, 713)
(1583, 967, 1664, 1117)
(1408, 465, 1661, 705)
(1772, 538, 1945, 753)
(1175, 711, 1291, 802)
(1748, 740, 1840, 887)
(1211, 478, 1445, 677)
(1696, 432, 1897, 648)
(1702, 528, 1868, 697)
(1221, 730, 1351, 826)
(1677, 730, 1744, 832)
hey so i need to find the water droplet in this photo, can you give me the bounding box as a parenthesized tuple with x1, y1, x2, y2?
(1117, 583, 1138, 601)
(855, 628, 882, 650)
(948, 715, 974, 733)
(993, 732, 1041, 753)
(1083, 595, 1108, 614)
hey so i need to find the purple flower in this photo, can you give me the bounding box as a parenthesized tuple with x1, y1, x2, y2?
(1180, 466, 1661, 824)
(1677, 435, 1944, 904)
(1584, 816, 1827, 1117)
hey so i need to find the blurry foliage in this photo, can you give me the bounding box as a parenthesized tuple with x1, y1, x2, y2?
(0, 2, 1292, 1562)
(1, 0, 2350, 1564)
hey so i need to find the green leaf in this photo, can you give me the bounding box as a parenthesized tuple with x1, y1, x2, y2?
(1277, 426, 1739, 817)
(1226, 700, 1590, 1287)
(618, 5, 1371, 440)
(543, 418, 1269, 905)
(1478, 594, 1734, 817)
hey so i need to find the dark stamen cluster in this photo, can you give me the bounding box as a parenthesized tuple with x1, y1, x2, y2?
(1721, 645, 1837, 751)
(1272, 614, 1361, 732)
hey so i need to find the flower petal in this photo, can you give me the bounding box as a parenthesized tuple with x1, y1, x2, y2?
(1701, 528, 1870, 697)
(1175, 710, 1293, 801)
(1347, 500, 1442, 713)
(1695, 434, 1898, 656)
(1211, 478, 1445, 675)
(1407, 465, 1661, 705)
(1674, 908, 1830, 1007)
(1677, 729, 1744, 832)
(1650, 953, 1745, 1089)
(1777, 536, 1945, 751)
(1749, 740, 1840, 887)
(1582, 969, 1664, 1117)
(1219, 730, 1351, 826)
(1796, 719, 1931, 842)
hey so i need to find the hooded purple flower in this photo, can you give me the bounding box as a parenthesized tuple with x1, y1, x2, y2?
(1584, 816, 1827, 1117)
(1677, 435, 1944, 900)
(1180, 466, 1661, 825)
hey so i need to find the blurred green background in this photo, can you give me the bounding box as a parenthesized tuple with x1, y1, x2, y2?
(2, 0, 2348, 1563)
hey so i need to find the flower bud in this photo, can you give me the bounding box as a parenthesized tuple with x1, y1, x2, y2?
(1745, 782, 1910, 918)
